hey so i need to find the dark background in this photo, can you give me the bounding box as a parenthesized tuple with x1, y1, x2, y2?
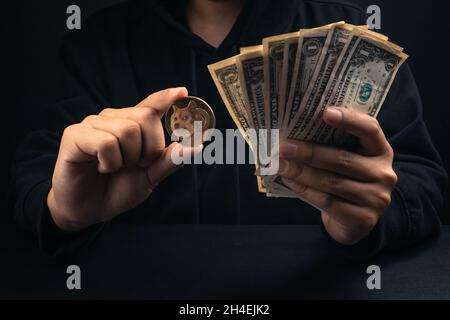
(1, 0, 449, 223)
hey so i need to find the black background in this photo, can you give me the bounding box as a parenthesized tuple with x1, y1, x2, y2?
(1, 0, 450, 223)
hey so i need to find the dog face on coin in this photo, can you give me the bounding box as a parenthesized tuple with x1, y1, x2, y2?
(165, 96, 215, 145)
(170, 100, 208, 135)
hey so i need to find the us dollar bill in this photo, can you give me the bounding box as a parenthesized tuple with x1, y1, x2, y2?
(264, 175, 298, 198)
(285, 22, 348, 140)
(263, 32, 299, 130)
(268, 22, 353, 195)
(240, 45, 263, 54)
(208, 56, 253, 144)
(299, 26, 397, 142)
(314, 30, 408, 144)
(266, 25, 338, 194)
(282, 27, 331, 133)
(286, 23, 354, 141)
(237, 47, 266, 131)
(278, 32, 300, 134)
(257, 175, 267, 193)
(237, 47, 270, 173)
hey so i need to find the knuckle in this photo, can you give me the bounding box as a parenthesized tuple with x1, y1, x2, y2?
(82, 115, 97, 124)
(325, 173, 341, 192)
(375, 191, 392, 209)
(380, 168, 398, 187)
(367, 118, 381, 135)
(389, 171, 398, 187)
(99, 108, 115, 117)
(320, 193, 335, 210)
(386, 145, 395, 158)
(290, 164, 303, 180)
(285, 167, 296, 180)
(301, 143, 314, 164)
(136, 107, 155, 123)
(291, 181, 307, 195)
(118, 121, 141, 140)
(337, 149, 352, 170)
(295, 184, 308, 195)
(345, 109, 358, 123)
(63, 124, 81, 139)
(99, 136, 118, 154)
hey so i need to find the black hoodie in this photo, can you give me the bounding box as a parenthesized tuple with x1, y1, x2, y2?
(10, 0, 447, 259)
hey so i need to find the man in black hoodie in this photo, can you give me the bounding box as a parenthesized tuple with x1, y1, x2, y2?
(11, 0, 447, 259)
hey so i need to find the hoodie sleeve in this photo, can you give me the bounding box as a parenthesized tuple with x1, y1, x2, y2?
(10, 2, 143, 257)
(9, 23, 113, 257)
(323, 62, 448, 260)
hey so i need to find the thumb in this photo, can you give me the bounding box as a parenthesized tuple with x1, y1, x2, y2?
(136, 87, 189, 116)
(146, 142, 203, 188)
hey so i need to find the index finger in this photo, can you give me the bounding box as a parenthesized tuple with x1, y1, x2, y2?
(323, 107, 390, 156)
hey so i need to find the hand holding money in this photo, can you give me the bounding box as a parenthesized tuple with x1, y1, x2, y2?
(278, 107, 397, 245)
(208, 21, 407, 200)
(208, 21, 406, 243)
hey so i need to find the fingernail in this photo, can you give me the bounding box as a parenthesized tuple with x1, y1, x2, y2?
(324, 107, 342, 123)
(278, 159, 289, 175)
(280, 141, 298, 158)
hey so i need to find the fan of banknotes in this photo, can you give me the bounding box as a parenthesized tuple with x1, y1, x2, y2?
(208, 21, 408, 199)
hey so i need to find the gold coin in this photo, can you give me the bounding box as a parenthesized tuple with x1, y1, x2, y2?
(164, 96, 216, 146)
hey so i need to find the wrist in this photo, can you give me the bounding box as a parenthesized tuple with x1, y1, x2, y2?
(47, 188, 88, 233)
